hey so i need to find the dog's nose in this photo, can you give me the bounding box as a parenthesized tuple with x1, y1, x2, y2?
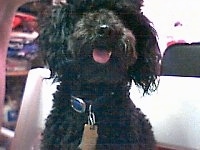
(97, 25, 111, 36)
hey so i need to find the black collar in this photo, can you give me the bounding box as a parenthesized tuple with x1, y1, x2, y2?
(70, 83, 131, 113)
(70, 91, 115, 113)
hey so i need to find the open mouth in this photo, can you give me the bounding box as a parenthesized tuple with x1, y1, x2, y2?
(92, 48, 112, 64)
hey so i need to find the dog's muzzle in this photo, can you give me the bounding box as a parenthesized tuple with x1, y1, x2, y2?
(97, 24, 111, 36)
(92, 25, 113, 64)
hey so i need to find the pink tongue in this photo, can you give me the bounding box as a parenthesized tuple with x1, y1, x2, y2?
(93, 49, 111, 64)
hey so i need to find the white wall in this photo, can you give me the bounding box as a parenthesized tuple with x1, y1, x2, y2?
(131, 77, 200, 149)
(134, 3, 200, 146)
(142, 0, 200, 53)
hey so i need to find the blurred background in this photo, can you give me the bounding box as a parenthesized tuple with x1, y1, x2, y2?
(143, 0, 200, 54)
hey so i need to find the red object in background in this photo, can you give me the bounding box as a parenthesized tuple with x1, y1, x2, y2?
(167, 39, 186, 47)
(166, 21, 187, 47)
(12, 16, 22, 29)
(12, 12, 37, 30)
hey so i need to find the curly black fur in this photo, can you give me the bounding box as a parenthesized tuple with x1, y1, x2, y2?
(39, 0, 161, 149)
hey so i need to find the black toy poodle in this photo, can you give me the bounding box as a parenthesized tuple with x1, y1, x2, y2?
(39, 0, 161, 149)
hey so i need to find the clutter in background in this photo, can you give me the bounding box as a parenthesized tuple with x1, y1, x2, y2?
(3, 95, 20, 131)
(166, 21, 186, 47)
(4, 10, 40, 131)
(6, 12, 39, 72)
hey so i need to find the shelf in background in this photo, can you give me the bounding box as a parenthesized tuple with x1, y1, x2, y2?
(6, 70, 29, 77)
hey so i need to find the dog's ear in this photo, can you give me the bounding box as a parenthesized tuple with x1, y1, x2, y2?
(126, 13, 161, 94)
(39, 3, 77, 78)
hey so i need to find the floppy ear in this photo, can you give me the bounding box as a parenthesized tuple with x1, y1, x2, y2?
(127, 13, 161, 94)
(39, 3, 77, 78)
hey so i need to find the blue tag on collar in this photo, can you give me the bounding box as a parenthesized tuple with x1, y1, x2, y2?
(71, 96, 86, 113)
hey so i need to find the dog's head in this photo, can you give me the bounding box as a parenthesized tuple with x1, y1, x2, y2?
(39, 0, 161, 94)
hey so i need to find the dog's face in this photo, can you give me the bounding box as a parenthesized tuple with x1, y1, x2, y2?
(39, 0, 161, 94)
(67, 9, 137, 84)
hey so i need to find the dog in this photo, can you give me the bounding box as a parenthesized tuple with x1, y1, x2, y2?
(39, 0, 161, 149)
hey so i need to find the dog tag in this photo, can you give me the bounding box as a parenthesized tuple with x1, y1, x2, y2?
(78, 124, 98, 150)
